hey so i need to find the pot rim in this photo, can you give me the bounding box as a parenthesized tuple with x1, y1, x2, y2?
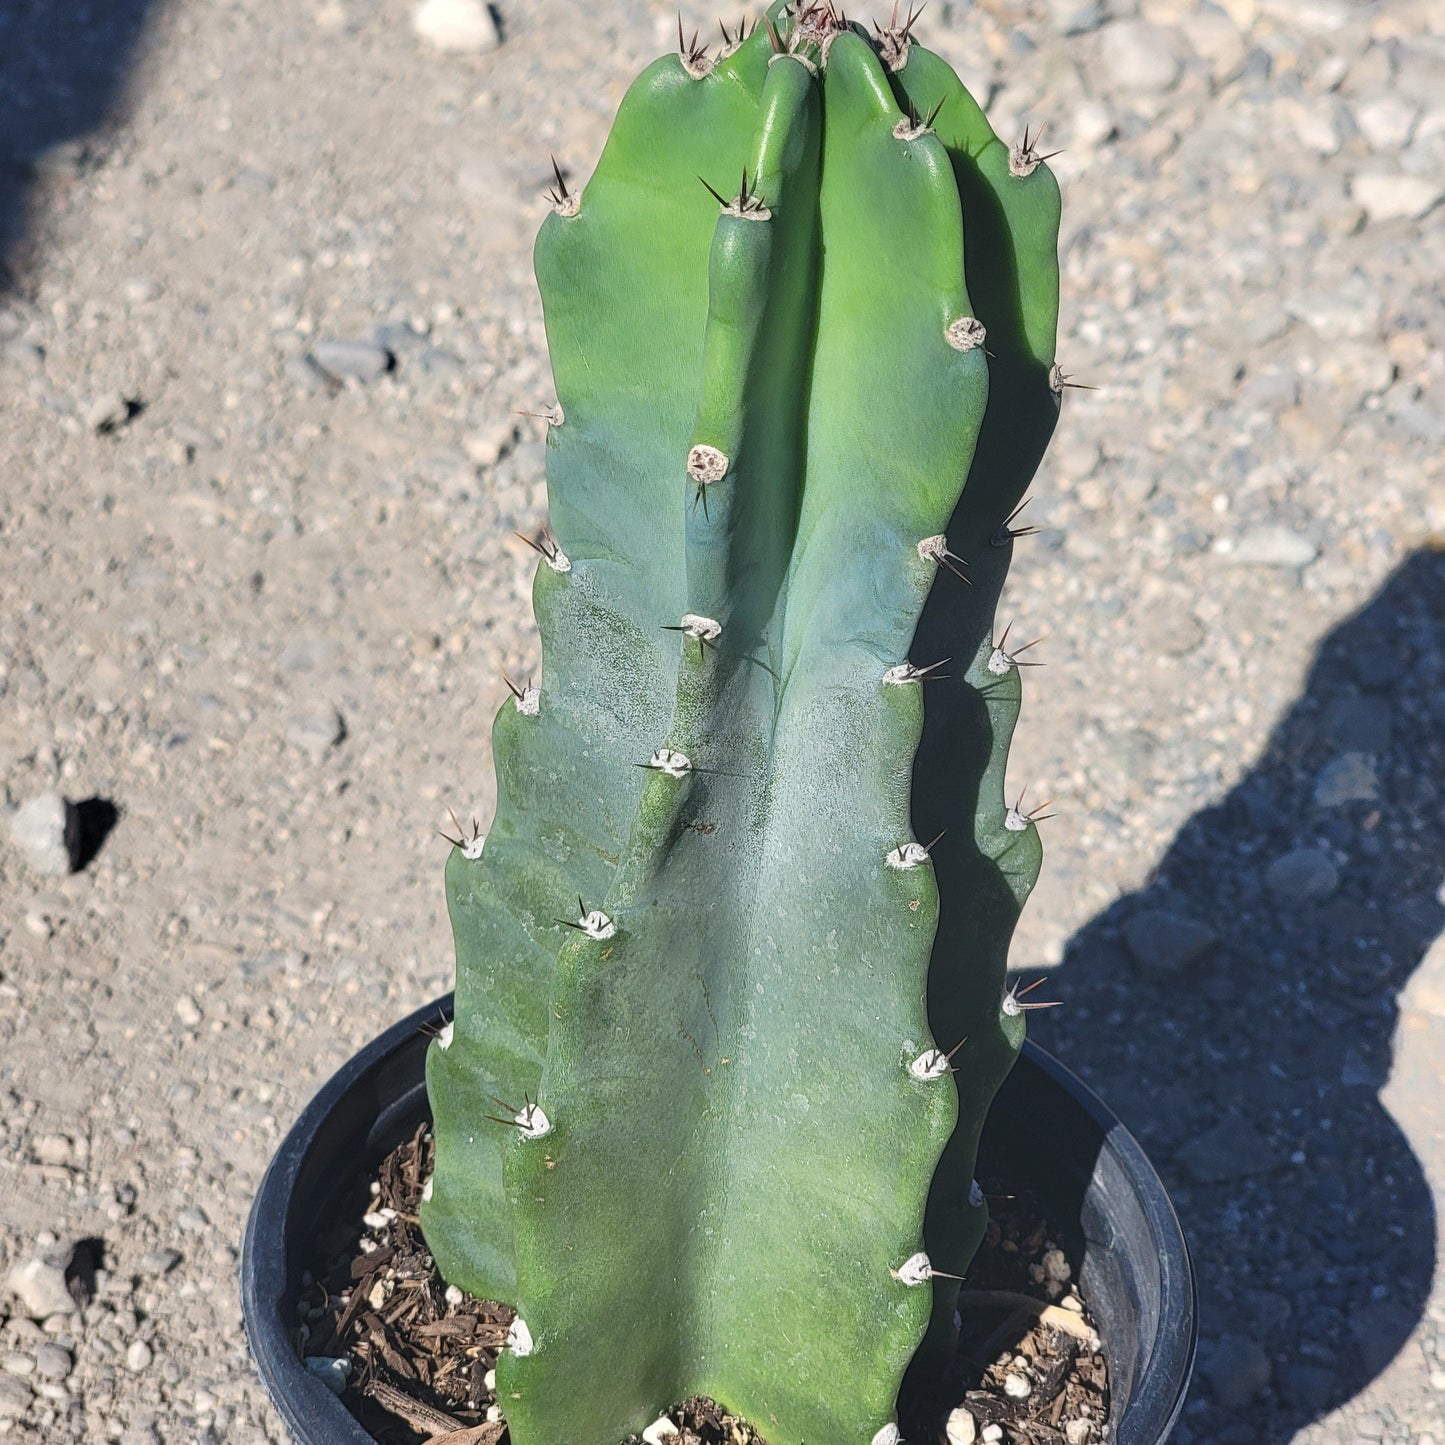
(241, 993, 1195, 1445)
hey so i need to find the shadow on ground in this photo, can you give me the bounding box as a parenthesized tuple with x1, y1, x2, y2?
(0, 0, 161, 291)
(1028, 545, 1445, 1444)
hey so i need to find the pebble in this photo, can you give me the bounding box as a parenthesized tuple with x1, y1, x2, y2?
(1312, 752, 1380, 807)
(0, 1353, 34, 1378)
(463, 421, 519, 469)
(176, 1206, 210, 1233)
(124, 1339, 153, 1373)
(174, 995, 204, 1028)
(1202, 1334, 1273, 1408)
(1215, 525, 1318, 568)
(1349, 173, 1445, 224)
(1353, 97, 1419, 150)
(411, 0, 502, 54)
(1097, 20, 1182, 92)
(1123, 908, 1218, 973)
(307, 338, 393, 384)
(945, 1405, 977, 1444)
(1176, 1116, 1276, 1183)
(138, 1249, 182, 1276)
(303, 1355, 351, 1394)
(0, 1374, 31, 1418)
(1003, 1373, 1031, 1398)
(284, 707, 347, 761)
(32, 1343, 70, 1381)
(1264, 847, 1339, 903)
(1065, 1422, 1091, 1445)
(84, 390, 135, 433)
(4, 1251, 76, 1320)
(7, 793, 80, 876)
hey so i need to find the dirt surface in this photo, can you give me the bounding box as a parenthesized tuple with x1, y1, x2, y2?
(1, 1, 1443, 1444)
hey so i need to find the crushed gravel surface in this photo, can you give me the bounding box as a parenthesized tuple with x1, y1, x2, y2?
(2, 1, 1443, 1443)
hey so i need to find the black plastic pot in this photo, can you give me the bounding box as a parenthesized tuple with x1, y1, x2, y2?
(242, 995, 1195, 1445)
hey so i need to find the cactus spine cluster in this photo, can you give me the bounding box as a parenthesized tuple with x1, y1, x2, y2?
(423, 5, 1062, 1442)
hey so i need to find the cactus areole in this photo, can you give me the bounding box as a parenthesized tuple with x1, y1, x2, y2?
(423, 6, 1063, 1443)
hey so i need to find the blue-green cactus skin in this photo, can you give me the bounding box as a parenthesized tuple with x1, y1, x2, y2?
(423, 9, 1061, 1443)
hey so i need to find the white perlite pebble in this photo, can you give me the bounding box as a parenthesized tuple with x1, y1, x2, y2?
(412, 0, 501, 54)
(1003, 1372, 1031, 1398)
(174, 995, 203, 1028)
(1350, 173, 1444, 224)
(124, 1340, 153, 1373)
(8, 794, 80, 876)
(642, 1417, 681, 1444)
(945, 1405, 977, 1444)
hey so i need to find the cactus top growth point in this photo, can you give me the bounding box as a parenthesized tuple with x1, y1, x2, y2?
(422, 5, 1062, 1442)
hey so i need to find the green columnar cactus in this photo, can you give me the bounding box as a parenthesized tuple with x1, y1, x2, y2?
(423, 6, 1061, 1443)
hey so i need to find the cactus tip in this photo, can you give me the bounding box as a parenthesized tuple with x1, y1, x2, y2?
(1050, 362, 1098, 395)
(987, 621, 1046, 675)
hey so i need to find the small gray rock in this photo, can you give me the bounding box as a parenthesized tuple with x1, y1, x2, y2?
(1123, 909, 1218, 974)
(1098, 20, 1181, 92)
(1203, 1334, 1272, 1408)
(307, 338, 393, 384)
(32, 1344, 70, 1381)
(4, 1254, 75, 1320)
(0, 1373, 32, 1418)
(1218, 526, 1317, 568)
(1265, 847, 1339, 904)
(304, 1355, 352, 1395)
(176, 1206, 210, 1233)
(138, 1249, 181, 1277)
(284, 708, 347, 761)
(1313, 753, 1380, 808)
(1176, 1116, 1276, 1183)
(84, 391, 135, 433)
(8, 794, 80, 876)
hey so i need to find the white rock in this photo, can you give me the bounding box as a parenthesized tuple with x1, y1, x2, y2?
(463, 421, 519, 468)
(174, 995, 203, 1028)
(4, 1257, 74, 1320)
(124, 1340, 153, 1373)
(1353, 96, 1419, 151)
(1312, 752, 1380, 807)
(945, 1406, 977, 1444)
(84, 391, 133, 433)
(1215, 525, 1317, 568)
(8, 794, 79, 876)
(1350, 172, 1444, 223)
(303, 1356, 351, 1394)
(412, 0, 500, 54)
(642, 1417, 681, 1444)
(1097, 20, 1182, 92)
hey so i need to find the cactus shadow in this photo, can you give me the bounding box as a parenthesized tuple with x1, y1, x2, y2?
(1031, 546, 1444, 1444)
(0, 0, 162, 292)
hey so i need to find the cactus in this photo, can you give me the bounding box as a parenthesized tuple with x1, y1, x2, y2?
(422, 5, 1061, 1443)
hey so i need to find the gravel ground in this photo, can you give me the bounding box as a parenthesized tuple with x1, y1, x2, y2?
(1, 1, 1443, 1443)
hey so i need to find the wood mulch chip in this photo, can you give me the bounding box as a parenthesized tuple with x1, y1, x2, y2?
(300, 1136, 1107, 1445)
